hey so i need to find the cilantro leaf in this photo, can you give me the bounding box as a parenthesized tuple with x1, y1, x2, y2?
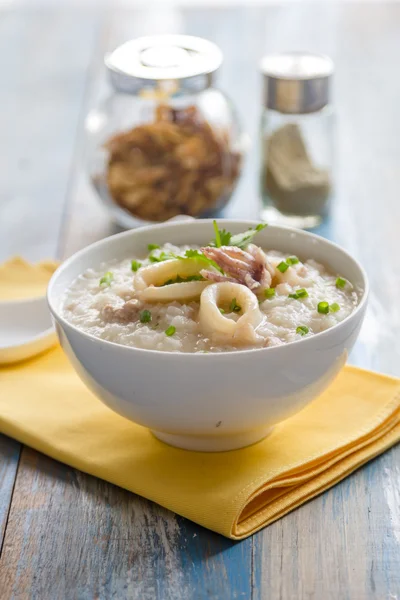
(212, 220, 232, 247)
(210, 222, 267, 249)
(184, 249, 203, 259)
(229, 223, 267, 249)
(176, 249, 223, 273)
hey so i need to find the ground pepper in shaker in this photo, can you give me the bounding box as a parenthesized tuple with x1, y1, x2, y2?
(259, 52, 335, 229)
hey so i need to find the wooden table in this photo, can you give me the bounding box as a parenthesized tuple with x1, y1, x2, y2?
(1, 2, 400, 598)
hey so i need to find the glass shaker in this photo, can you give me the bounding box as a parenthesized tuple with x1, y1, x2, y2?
(259, 52, 335, 229)
(85, 35, 245, 228)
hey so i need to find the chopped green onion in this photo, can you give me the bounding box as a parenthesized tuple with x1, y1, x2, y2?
(165, 325, 176, 336)
(219, 308, 225, 314)
(140, 310, 152, 324)
(99, 271, 113, 286)
(288, 288, 309, 300)
(296, 326, 309, 336)
(148, 251, 176, 263)
(336, 277, 347, 289)
(264, 287, 276, 299)
(277, 261, 289, 273)
(148, 244, 160, 251)
(330, 302, 340, 312)
(162, 274, 204, 286)
(213, 220, 222, 248)
(229, 298, 241, 313)
(131, 260, 141, 272)
(318, 301, 330, 314)
(286, 256, 300, 265)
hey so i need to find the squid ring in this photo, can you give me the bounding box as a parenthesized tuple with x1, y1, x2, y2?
(134, 259, 210, 302)
(199, 282, 264, 344)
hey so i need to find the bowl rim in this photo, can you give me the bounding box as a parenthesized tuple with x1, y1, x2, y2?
(47, 219, 369, 358)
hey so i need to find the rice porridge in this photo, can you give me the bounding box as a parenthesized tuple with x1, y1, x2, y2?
(62, 224, 359, 353)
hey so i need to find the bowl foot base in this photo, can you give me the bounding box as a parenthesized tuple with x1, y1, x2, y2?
(151, 428, 272, 452)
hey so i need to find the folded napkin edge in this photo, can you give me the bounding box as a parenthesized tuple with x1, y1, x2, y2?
(228, 383, 400, 538)
(230, 384, 400, 508)
(232, 421, 400, 539)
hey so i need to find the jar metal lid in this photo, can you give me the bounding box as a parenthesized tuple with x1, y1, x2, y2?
(260, 52, 334, 114)
(105, 35, 223, 94)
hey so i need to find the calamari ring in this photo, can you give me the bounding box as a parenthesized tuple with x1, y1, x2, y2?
(199, 282, 264, 344)
(134, 259, 210, 302)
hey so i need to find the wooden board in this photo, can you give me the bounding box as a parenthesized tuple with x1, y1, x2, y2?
(1, 2, 400, 599)
(0, 436, 20, 552)
(0, 448, 253, 600)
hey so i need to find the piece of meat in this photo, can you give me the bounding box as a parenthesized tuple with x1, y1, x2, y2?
(101, 299, 141, 324)
(199, 270, 237, 284)
(200, 244, 273, 293)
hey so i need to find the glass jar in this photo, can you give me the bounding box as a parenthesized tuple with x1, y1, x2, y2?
(259, 52, 335, 229)
(85, 35, 245, 228)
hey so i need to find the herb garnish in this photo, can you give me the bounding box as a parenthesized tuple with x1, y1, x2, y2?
(296, 326, 309, 335)
(264, 287, 276, 299)
(230, 223, 267, 249)
(162, 275, 205, 286)
(288, 288, 309, 300)
(317, 301, 330, 314)
(176, 249, 223, 273)
(131, 260, 141, 272)
(165, 325, 176, 336)
(318, 301, 340, 314)
(286, 256, 299, 265)
(140, 310, 152, 324)
(99, 272, 113, 286)
(210, 221, 267, 249)
(229, 298, 241, 313)
(148, 251, 176, 263)
(277, 261, 289, 273)
(148, 244, 160, 251)
(335, 277, 347, 289)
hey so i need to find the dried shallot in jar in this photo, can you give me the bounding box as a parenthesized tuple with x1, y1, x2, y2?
(86, 35, 246, 227)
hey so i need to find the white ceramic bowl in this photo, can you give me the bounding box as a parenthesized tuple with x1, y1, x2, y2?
(48, 220, 368, 452)
(0, 296, 56, 365)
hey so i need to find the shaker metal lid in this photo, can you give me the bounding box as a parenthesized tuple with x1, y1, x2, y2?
(106, 35, 223, 93)
(260, 52, 334, 114)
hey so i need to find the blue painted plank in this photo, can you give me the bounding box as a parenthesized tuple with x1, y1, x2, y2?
(0, 448, 252, 599)
(0, 435, 21, 552)
(176, 517, 252, 599)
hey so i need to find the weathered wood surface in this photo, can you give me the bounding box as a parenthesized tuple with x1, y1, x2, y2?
(0, 436, 20, 552)
(0, 448, 252, 600)
(1, 2, 400, 599)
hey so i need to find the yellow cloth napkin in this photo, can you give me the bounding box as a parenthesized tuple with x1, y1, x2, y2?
(1, 259, 400, 539)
